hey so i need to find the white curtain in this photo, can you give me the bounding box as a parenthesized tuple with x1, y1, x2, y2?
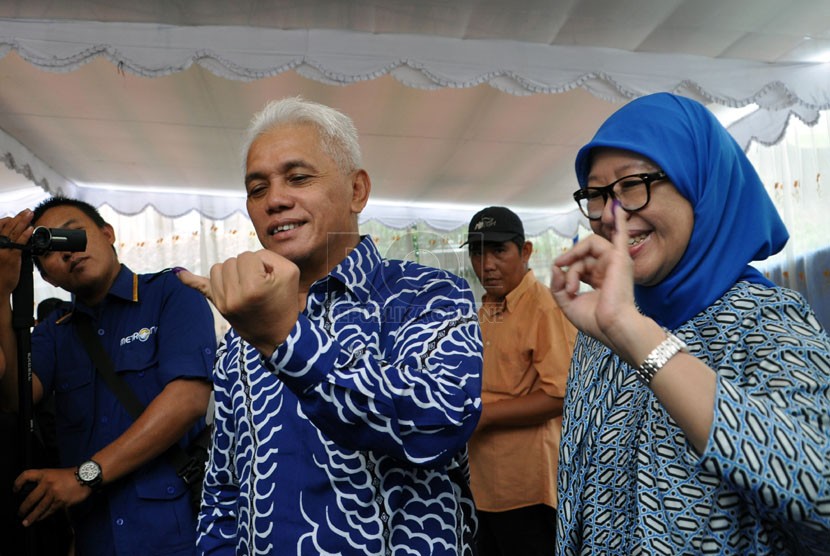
(747, 111, 830, 261)
(30, 207, 576, 334)
(747, 111, 830, 329)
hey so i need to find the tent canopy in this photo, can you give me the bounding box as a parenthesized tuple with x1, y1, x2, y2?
(0, 0, 828, 236)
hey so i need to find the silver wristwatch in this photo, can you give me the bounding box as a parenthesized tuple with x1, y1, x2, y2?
(635, 331, 688, 386)
(75, 459, 103, 490)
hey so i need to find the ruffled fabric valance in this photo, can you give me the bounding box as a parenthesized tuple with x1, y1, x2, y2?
(0, 21, 825, 107)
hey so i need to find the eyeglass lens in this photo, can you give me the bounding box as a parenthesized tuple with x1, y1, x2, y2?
(577, 175, 657, 220)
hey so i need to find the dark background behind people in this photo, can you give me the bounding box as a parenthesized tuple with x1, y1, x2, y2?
(1, 297, 73, 556)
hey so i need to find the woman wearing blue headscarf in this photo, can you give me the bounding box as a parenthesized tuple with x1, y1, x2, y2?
(551, 92, 830, 555)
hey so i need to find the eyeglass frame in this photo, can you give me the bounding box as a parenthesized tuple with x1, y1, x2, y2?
(573, 171, 668, 221)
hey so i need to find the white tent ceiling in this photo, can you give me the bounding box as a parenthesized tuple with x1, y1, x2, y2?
(0, 0, 828, 236)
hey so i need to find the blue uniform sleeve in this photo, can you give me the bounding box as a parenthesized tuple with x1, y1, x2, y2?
(197, 338, 239, 555)
(262, 269, 483, 468)
(155, 272, 216, 384)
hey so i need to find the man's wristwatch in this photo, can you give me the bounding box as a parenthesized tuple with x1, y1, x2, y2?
(75, 459, 103, 490)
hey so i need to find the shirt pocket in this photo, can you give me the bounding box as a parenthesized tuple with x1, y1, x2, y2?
(115, 336, 159, 371)
(134, 462, 187, 501)
(482, 342, 535, 395)
(54, 366, 94, 432)
(113, 341, 160, 405)
(130, 464, 196, 551)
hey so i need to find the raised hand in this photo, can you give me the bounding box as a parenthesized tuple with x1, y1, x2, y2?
(0, 209, 35, 296)
(176, 249, 302, 356)
(550, 202, 641, 354)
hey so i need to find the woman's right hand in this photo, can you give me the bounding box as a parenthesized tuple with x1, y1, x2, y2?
(550, 203, 647, 360)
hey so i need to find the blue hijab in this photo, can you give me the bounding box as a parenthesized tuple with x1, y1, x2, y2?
(574, 93, 789, 329)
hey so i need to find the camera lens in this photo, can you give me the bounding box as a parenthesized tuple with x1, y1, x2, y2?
(30, 227, 53, 252)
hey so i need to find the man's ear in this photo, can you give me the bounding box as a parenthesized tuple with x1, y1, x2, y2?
(521, 240, 533, 265)
(102, 223, 116, 246)
(350, 169, 371, 214)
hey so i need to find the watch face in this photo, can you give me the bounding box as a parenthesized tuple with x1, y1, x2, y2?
(78, 461, 101, 482)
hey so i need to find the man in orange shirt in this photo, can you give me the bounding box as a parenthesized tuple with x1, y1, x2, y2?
(465, 206, 577, 556)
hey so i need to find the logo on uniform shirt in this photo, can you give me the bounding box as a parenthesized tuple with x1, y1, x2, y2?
(120, 326, 158, 346)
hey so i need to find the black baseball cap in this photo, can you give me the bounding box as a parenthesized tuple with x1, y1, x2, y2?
(462, 206, 525, 246)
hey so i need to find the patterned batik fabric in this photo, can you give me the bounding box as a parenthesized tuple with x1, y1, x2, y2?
(197, 236, 483, 555)
(557, 282, 830, 556)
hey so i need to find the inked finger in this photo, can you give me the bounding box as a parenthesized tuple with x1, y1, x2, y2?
(611, 200, 630, 254)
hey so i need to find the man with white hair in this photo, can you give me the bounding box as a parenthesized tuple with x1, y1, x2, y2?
(179, 97, 482, 555)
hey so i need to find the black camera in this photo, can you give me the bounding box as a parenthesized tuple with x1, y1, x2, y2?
(28, 227, 87, 256)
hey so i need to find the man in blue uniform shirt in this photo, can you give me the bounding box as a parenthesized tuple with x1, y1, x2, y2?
(0, 198, 216, 555)
(178, 96, 483, 555)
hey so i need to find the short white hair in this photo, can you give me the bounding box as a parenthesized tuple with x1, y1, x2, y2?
(241, 96, 362, 175)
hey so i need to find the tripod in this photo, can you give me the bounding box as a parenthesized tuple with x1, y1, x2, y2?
(0, 227, 85, 556)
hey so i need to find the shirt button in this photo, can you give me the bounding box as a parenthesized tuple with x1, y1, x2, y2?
(166, 486, 175, 494)
(100, 416, 108, 424)
(116, 518, 124, 526)
(204, 348, 212, 355)
(139, 372, 145, 377)
(97, 329, 105, 336)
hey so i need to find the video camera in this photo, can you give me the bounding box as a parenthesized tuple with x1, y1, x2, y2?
(0, 226, 87, 255)
(27, 227, 87, 255)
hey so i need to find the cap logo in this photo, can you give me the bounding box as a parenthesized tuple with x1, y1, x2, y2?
(474, 217, 496, 230)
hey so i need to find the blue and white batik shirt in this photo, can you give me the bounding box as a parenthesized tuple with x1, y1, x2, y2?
(556, 282, 830, 555)
(197, 236, 482, 555)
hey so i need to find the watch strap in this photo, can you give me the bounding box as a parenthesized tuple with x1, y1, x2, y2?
(634, 331, 688, 386)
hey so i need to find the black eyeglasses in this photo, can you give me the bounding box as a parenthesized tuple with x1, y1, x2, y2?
(573, 171, 668, 221)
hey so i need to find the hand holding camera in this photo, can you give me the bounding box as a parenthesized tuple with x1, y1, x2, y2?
(0, 209, 87, 297)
